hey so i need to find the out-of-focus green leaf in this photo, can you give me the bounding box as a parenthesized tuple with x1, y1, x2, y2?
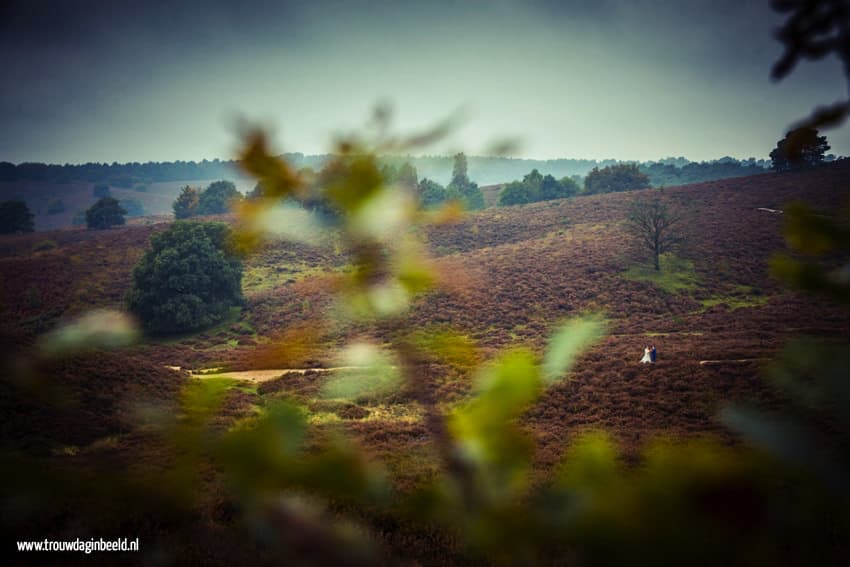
(767, 338, 850, 424)
(450, 349, 541, 504)
(543, 315, 607, 383)
(783, 201, 849, 255)
(324, 155, 383, 214)
(251, 201, 327, 244)
(39, 309, 139, 357)
(322, 343, 400, 402)
(770, 254, 850, 305)
(367, 280, 410, 317)
(410, 326, 478, 369)
(238, 129, 304, 199)
(218, 400, 308, 499)
(349, 185, 416, 241)
(394, 237, 436, 295)
(557, 431, 620, 489)
(720, 405, 848, 494)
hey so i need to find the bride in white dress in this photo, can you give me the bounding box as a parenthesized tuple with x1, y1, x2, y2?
(640, 346, 652, 364)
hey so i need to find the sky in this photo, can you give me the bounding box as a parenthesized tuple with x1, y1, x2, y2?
(1, 0, 848, 164)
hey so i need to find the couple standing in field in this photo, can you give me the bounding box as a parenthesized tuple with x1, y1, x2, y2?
(640, 345, 657, 364)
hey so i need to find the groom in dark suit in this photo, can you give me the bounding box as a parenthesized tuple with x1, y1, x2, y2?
(650, 345, 657, 363)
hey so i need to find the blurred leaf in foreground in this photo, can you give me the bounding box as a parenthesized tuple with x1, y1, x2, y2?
(39, 309, 139, 357)
(543, 315, 607, 383)
(322, 342, 401, 402)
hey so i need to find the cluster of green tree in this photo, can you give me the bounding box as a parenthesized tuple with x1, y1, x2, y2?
(770, 126, 831, 171)
(407, 153, 485, 210)
(127, 221, 243, 334)
(498, 169, 580, 206)
(380, 161, 418, 189)
(302, 153, 484, 216)
(0, 153, 782, 189)
(0, 154, 609, 187)
(172, 180, 243, 219)
(640, 157, 770, 186)
(0, 158, 248, 185)
(584, 163, 652, 194)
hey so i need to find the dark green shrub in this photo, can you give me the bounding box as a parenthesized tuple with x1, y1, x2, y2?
(126, 221, 243, 334)
(196, 180, 242, 215)
(86, 197, 126, 230)
(0, 200, 35, 233)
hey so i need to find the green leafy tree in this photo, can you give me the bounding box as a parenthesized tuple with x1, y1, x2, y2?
(85, 197, 126, 230)
(627, 195, 681, 271)
(450, 151, 469, 186)
(522, 168, 544, 194)
(126, 221, 243, 334)
(770, 127, 830, 171)
(0, 200, 34, 233)
(417, 178, 448, 208)
(173, 185, 200, 219)
(584, 163, 651, 195)
(541, 174, 578, 200)
(447, 152, 485, 210)
(196, 180, 242, 215)
(499, 181, 534, 206)
(499, 170, 578, 206)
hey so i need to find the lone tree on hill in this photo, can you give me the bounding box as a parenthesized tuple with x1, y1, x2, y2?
(584, 163, 651, 195)
(0, 200, 35, 234)
(196, 180, 243, 215)
(627, 195, 681, 271)
(173, 185, 200, 218)
(126, 221, 243, 334)
(86, 197, 126, 230)
(770, 127, 830, 171)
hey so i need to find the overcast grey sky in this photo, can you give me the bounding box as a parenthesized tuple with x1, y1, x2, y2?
(1, 0, 848, 164)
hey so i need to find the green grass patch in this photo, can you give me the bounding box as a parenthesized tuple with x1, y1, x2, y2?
(622, 254, 699, 294)
(697, 295, 770, 312)
(243, 262, 339, 293)
(692, 284, 770, 313)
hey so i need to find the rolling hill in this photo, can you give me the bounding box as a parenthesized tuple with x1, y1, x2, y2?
(1, 160, 849, 563)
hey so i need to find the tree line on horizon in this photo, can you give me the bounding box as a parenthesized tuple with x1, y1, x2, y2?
(0, 152, 790, 189)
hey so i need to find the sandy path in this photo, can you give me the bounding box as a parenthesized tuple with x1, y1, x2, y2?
(184, 367, 365, 383)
